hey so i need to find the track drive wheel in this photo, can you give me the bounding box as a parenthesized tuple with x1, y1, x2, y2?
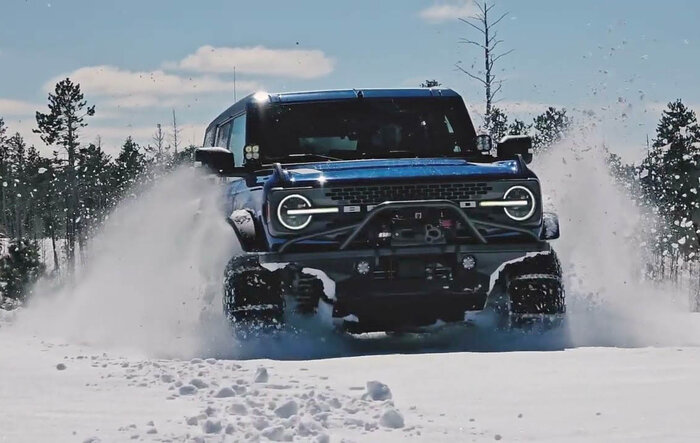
(223, 256, 284, 328)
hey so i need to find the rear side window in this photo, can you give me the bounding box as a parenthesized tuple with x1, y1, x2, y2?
(215, 121, 232, 147)
(229, 114, 247, 166)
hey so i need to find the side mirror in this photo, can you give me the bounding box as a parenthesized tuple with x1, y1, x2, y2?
(475, 134, 494, 153)
(194, 147, 234, 175)
(541, 212, 560, 240)
(497, 135, 533, 164)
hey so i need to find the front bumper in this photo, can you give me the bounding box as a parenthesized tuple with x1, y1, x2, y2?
(252, 241, 554, 331)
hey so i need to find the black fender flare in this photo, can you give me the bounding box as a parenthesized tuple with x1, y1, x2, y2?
(227, 209, 262, 251)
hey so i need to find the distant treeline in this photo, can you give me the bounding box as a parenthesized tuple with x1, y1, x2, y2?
(0, 79, 195, 302)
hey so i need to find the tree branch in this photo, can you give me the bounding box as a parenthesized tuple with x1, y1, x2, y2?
(458, 17, 486, 35)
(491, 49, 514, 66)
(490, 12, 509, 28)
(491, 81, 503, 99)
(455, 64, 488, 86)
(490, 39, 505, 52)
(459, 38, 487, 50)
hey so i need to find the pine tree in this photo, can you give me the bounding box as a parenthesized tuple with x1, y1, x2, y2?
(34, 78, 95, 274)
(35, 154, 64, 274)
(113, 136, 146, 197)
(172, 145, 197, 166)
(508, 118, 531, 136)
(6, 133, 27, 239)
(77, 143, 114, 255)
(485, 106, 508, 140)
(419, 80, 442, 88)
(532, 107, 571, 153)
(0, 119, 9, 235)
(641, 99, 700, 267)
(0, 239, 45, 301)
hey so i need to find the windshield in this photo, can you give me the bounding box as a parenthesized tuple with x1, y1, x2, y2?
(254, 97, 477, 162)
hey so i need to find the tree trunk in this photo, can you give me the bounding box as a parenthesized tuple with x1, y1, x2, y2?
(1, 181, 6, 235)
(49, 223, 60, 274)
(65, 122, 78, 275)
(77, 221, 86, 267)
(483, 5, 491, 119)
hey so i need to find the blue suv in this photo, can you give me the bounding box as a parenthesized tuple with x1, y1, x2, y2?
(196, 88, 564, 332)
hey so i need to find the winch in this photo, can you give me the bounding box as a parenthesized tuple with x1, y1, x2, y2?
(365, 208, 467, 247)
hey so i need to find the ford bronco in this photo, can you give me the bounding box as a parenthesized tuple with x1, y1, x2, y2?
(196, 88, 564, 332)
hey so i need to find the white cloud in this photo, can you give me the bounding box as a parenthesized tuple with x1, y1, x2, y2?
(45, 65, 234, 97)
(0, 98, 42, 117)
(175, 45, 334, 79)
(44, 65, 261, 110)
(419, 1, 478, 23)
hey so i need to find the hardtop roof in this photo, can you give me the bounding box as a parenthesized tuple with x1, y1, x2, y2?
(206, 88, 462, 133)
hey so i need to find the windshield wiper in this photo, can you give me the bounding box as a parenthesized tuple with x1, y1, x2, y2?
(275, 153, 343, 162)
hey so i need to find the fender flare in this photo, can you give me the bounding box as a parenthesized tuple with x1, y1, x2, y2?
(228, 209, 261, 251)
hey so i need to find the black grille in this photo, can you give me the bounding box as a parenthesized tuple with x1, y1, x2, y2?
(325, 182, 491, 205)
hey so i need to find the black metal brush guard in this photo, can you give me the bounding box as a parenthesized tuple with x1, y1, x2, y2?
(278, 199, 540, 253)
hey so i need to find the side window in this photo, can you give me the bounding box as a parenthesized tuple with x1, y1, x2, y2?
(203, 128, 215, 147)
(229, 114, 247, 166)
(215, 122, 232, 147)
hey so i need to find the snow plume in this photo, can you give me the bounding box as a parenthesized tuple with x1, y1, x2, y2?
(15, 168, 236, 358)
(9, 131, 700, 361)
(534, 127, 700, 347)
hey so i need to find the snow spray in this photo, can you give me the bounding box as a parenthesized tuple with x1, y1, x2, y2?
(11, 133, 700, 360)
(15, 168, 237, 357)
(535, 126, 700, 347)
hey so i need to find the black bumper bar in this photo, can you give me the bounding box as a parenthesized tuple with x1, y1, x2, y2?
(278, 199, 540, 253)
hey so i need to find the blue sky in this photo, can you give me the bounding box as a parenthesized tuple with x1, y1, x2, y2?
(1, 0, 699, 161)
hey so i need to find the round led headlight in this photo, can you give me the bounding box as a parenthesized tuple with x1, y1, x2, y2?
(277, 194, 312, 230)
(503, 185, 536, 221)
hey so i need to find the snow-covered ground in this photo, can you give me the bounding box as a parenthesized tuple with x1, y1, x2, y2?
(2, 142, 700, 442)
(3, 326, 700, 442)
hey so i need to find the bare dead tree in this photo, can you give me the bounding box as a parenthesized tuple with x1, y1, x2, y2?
(153, 123, 165, 155)
(170, 109, 182, 154)
(455, 1, 513, 123)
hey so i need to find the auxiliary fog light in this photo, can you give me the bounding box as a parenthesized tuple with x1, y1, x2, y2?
(461, 255, 477, 270)
(356, 260, 371, 275)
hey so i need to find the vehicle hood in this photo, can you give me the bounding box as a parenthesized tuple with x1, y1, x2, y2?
(281, 158, 526, 186)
